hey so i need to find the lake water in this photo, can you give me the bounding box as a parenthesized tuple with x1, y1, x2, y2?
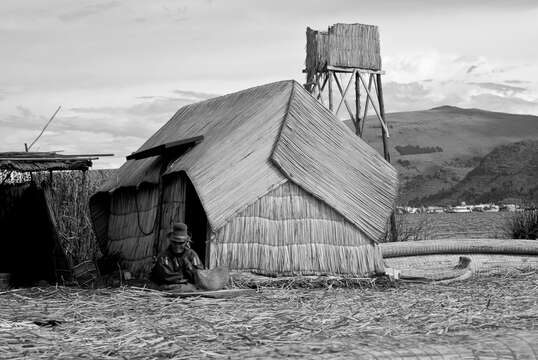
(400, 212, 513, 240)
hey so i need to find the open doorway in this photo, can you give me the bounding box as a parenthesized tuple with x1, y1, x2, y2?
(184, 176, 208, 268)
(0, 182, 71, 286)
(159, 172, 209, 267)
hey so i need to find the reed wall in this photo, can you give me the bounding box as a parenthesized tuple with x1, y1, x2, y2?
(104, 174, 187, 275)
(305, 27, 328, 83)
(305, 23, 382, 73)
(211, 181, 384, 276)
(107, 184, 159, 275)
(328, 23, 381, 70)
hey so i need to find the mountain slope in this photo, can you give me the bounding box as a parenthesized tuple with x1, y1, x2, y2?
(345, 106, 538, 204)
(422, 140, 538, 206)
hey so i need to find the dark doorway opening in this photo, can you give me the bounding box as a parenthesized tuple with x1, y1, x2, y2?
(184, 177, 209, 268)
(0, 182, 70, 286)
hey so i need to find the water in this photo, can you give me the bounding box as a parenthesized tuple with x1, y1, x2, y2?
(401, 212, 513, 239)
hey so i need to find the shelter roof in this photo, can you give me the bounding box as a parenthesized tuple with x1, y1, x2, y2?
(0, 152, 104, 172)
(99, 80, 398, 241)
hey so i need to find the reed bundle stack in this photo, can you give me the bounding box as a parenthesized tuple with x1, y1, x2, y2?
(91, 80, 397, 278)
(305, 23, 382, 81)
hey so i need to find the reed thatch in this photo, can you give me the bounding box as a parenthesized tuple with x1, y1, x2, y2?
(305, 23, 382, 73)
(272, 83, 397, 240)
(91, 80, 397, 277)
(328, 23, 381, 70)
(212, 181, 384, 276)
(305, 27, 328, 84)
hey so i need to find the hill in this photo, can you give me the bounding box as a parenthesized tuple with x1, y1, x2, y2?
(420, 140, 538, 206)
(345, 106, 538, 204)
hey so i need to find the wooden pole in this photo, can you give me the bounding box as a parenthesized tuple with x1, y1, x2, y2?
(361, 74, 374, 136)
(376, 74, 390, 163)
(355, 71, 361, 136)
(375, 73, 398, 241)
(358, 73, 389, 136)
(328, 71, 333, 111)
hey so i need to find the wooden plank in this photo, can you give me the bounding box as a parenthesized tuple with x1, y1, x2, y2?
(126, 136, 204, 160)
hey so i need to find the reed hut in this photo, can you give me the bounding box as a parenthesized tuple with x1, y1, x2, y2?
(90, 80, 398, 277)
(0, 152, 101, 286)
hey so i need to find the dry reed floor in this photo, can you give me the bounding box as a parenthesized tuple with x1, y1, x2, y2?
(1, 270, 537, 359)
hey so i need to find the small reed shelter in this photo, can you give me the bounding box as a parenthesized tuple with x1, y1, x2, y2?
(90, 80, 398, 278)
(305, 23, 391, 161)
(0, 152, 106, 286)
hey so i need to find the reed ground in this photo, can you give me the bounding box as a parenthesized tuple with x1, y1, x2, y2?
(1, 269, 537, 359)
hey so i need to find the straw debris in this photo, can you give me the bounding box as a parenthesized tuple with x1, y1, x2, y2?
(1, 270, 536, 359)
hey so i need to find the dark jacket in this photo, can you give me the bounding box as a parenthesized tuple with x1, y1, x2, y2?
(153, 248, 203, 284)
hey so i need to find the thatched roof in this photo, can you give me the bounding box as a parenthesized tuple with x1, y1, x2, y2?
(0, 152, 95, 172)
(98, 80, 397, 241)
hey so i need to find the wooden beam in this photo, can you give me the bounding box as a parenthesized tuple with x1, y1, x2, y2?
(355, 71, 361, 136)
(376, 74, 391, 163)
(332, 72, 355, 121)
(315, 74, 325, 105)
(326, 65, 385, 75)
(126, 136, 204, 160)
(0, 157, 99, 161)
(361, 74, 374, 136)
(358, 73, 390, 137)
(317, 73, 329, 101)
(328, 71, 334, 111)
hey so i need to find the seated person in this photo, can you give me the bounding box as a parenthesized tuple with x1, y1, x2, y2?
(153, 222, 203, 288)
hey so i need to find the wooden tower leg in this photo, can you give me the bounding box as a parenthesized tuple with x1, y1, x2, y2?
(376, 73, 390, 163)
(375, 73, 397, 241)
(355, 71, 361, 136)
(328, 71, 334, 111)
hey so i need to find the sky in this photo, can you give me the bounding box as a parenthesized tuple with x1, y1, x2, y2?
(1, 0, 538, 168)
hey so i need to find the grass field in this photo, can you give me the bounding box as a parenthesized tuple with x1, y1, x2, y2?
(1, 270, 536, 359)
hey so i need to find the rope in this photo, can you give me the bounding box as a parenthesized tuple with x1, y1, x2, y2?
(134, 189, 157, 236)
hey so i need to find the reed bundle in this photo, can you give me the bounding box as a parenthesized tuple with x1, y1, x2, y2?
(381, 238, 538, 258)
(1, 270, 537, 358)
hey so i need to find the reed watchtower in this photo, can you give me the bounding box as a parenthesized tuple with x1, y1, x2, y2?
(304, 23, 391, 162)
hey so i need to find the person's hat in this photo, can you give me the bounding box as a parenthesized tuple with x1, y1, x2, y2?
(168, 222, 190, 243)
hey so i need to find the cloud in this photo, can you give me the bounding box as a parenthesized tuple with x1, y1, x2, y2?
(0, 88, 219, 164)
(468, 93, 538, 115)
(468, 82, 527, 95)
(58, 1, 121, 22)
